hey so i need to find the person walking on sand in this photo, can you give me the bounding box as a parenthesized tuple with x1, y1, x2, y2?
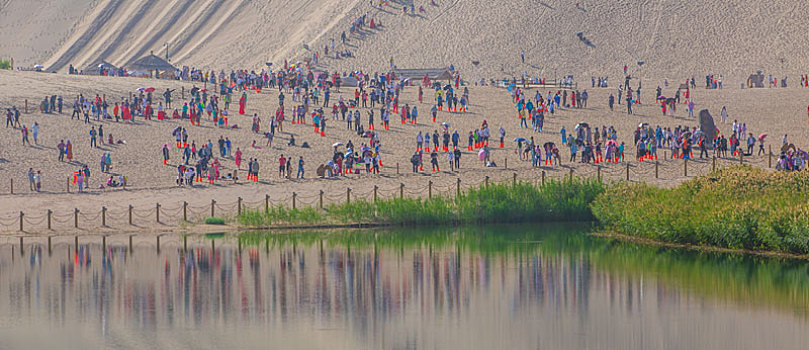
(21, 125, 30, 146)
(297, 156, 305, 178)
(32, 122, 39, 144)
(27, 168, 35, 191)
(57, 140, 65, 162)
(89, 126, 97, 148)
(34, 170, 41, 192)
(720, 106, 727, 123)
(239, 92, 247, 115)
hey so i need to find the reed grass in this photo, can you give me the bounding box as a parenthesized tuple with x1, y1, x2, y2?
(591, 165, 809, 254)
(237, 178, 604, 227)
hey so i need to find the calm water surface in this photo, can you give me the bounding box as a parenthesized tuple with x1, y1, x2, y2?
(0, 224, 807, 349)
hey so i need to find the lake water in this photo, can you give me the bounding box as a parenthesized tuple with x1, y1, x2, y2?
(0, 225, 807, 349)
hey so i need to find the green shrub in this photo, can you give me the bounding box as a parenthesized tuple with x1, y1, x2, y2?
(204, 217, 225, 225)
(592, 165, 809, 254)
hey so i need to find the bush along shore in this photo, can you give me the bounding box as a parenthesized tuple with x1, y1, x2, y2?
(591, 165, 809, 255)
(237, 178, 605, 227)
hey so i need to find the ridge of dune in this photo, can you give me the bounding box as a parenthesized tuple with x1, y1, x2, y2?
(71, 0, 144, 68)
(110, 0, 184, 66)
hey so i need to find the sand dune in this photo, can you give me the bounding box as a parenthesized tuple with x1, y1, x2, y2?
(2, 1, 809, 82)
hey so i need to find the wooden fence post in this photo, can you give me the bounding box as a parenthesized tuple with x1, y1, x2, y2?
(684, 158, 688, 177)
(396, 163, 400, 175)
(456, 178, 461, 198)
(505, 157, 508, 169)
(183, 202, 188, 221)
(74, 208, 79, 228)
(655, 162, 659, 179)
(10, 178, 13, 194)
(400, 183, 404, 199)
(428, 181, 433, 199)
(292, 192, 297, 209)
(238, 197, 243, 215)
(712, 156, 716, 172)
(597, 166, 602, 182)
(24, 99, 27, 114)
(485, 176, 489, 186)
(768, 147, 772, 168)
(512, 173, 517, 185)
(211, 200, 216, 217)
(265, 195, 270, 213)
(67, 177, 70, 193)
(156, 203, 161, 223)
(47, 210, 52, 230)
(129, 205, 133, 225)
(19, 212, 23, 231)
(739, 152, 743, 165)
(568, 168, 573, 180)
(319, 190, 324, 209)
(346, 188, 351, 204)
(541, 171, 546, 185)
(102, 207, 107, 227)
(626, 163, 630, 181)
(373, 186, 378, 203)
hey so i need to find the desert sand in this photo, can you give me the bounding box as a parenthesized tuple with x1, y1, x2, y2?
(3, 1, 809, 79)
(0, 0, 808, 233)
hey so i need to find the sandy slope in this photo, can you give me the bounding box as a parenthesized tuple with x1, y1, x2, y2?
(3, 0, 809, 82)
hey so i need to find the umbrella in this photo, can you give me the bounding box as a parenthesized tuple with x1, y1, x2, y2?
(514, 137, 527, 143)
(638, 122, 649, 128)
(657, 95, 666, 100)
(137, 87, 145, 91)
(606, 140, 617, 147)
(575, 122, 589, 129)
(782, 143, 797, 153)
(758, 133, 768, 142)
(478, 149, 486, 161)
(200, 88, 208, 92)
(507, 84, 516, 92)
(34, 65, 44, 69)
(98, 64, 105, 68)
(145, 87, 155, 93)
(332, 142, 344, 147)
(543, 142, 555, 148)
(442, 122, 450, 128)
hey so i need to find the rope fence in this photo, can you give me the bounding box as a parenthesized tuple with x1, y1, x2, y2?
(0, 154, 780, 232)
